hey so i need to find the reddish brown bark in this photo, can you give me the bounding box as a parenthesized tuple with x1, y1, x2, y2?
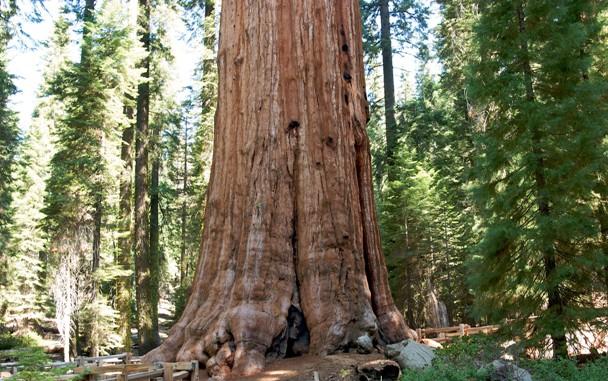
(144, 0, 410, 377)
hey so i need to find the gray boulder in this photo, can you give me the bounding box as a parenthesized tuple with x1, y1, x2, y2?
(490, 359, 533, 381)
(385, 339, 435, 370)
(356, 334, 374, 353)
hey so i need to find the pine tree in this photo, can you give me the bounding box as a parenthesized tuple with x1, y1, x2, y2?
(43, 1, 142, 357)
(469, 0, 608, 357)
(133, 0, 161, 354)
(0, 2, 20, 282)
(360, 0, 428, 180)
(173, 0, 217, 312)
(2, 15, 72, 321)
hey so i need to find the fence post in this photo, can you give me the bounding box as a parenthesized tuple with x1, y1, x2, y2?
(459, 324, 466, 337)
(163, 363, 174, 381)
(117, 366, 128, 381)
(191, 360, 199, 381)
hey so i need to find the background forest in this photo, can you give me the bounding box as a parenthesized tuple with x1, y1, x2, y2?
(0, 0, 607, 369)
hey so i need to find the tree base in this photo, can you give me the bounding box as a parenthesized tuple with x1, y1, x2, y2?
(145, 300, 411, 378)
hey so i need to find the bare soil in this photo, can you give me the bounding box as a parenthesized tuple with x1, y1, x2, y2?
(200, 353, 394, 381)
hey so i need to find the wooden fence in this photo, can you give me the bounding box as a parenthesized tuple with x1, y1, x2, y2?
(1, 324, 500, 379)
(0, 352, 199, 381)
(416, 323, 500, 343)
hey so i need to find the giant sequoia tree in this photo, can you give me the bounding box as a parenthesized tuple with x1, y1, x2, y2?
(145, 0, 410, 377)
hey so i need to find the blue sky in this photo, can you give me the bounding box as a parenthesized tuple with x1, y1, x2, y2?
(8, 1, 62, 132)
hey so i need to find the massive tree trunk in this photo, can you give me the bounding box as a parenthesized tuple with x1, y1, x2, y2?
(134, 0, 160, 354)
(144, 0, 410, 377)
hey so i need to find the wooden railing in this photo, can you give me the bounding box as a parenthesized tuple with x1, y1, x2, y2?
(416, 324, 500, 343)
(0, 352, 199, 381)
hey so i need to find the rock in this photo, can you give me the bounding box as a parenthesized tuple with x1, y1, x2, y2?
(356, 335, 374, 353)
(385, 339, 435, 370)
(490, 359, 533, 381)
(420, 338, 443, 349)
(357, 359, 401, 381)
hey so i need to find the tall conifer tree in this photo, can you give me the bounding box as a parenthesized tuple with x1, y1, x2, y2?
(469, 0, 608, 357)
(134, 0, 160, 354)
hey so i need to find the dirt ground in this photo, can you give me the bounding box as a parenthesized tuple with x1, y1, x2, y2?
(199, 353, 398, 381)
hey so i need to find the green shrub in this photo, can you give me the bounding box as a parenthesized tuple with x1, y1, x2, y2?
(0, 332, 42, 351)
(0, 332, 73, 381)
(524, 357, 608, 381)
(401, 335, 608, 381)
(7, 347, 72, 381)
(401, 336, 501, 381)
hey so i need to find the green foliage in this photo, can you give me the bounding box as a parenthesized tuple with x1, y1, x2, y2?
(0, 11, 19, 265)
(172, 284, 189, 321)
(377, 68, 477, 327)
(401, 336, 501, 381)
(39, 1, 143, 356)
(79, 296, 121, 355)
(524, 357, 608, 381)
(7, 347, 73, 381)
(0, 331, 71, 381)
(43, 2, 141, 236)
(466, 0, 608, 353)
(402, 336, 608, 381)
(360, 0, 429, 58)
(381, 146, 437, 326)
(1, 14, 67, 319)
(0, 332, 42, 351)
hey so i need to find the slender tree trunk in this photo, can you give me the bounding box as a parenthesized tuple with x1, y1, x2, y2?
(599, 204, 608, 302)
(134, 0, 159, 354)
(81, 0, 95, 58)
(81, 0, 97, 271)
(117, 105, 134, 352)
(82, 0, 101, 358)
(92, 197, 102, 276)
(517, 3, 566, 358)
(379, 0, 398, 179)
(90, 194, 102, 357)
(200, 0, 216, 114)
(180, 122, 188, 288)
(144, 1, 410, 377)
(149, 116, 160, 316)
(203, 0, 215, 73)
